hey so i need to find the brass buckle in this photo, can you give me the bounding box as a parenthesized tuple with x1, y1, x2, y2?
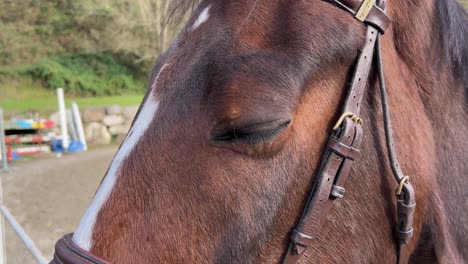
(395, 176, 410, 195)
(355, 0, 376, 21)
(333, 112, 363, 130)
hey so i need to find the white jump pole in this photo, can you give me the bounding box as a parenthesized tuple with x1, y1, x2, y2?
(57, 88, 69, 151)
(71, 102, 87, 151)
(0, 108, 8, 173)
(66, 110, 78, 141)
(0, 206, 48, 264)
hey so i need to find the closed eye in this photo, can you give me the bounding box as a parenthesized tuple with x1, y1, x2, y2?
(211, 120, 291, 145)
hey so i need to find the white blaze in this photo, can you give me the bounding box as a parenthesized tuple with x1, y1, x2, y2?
(192, 6, 211, 30)
(72, 65, 168, 250)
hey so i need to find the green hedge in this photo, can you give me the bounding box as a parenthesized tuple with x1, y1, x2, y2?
(20, 53, 145, 96)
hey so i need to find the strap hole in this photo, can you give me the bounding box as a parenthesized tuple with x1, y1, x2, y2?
(353, 95, 356, 99)
(364, 56, 367, 59)
(358, 77, 361, 81)
(327, 178, 330, 182)
(336, 156, 340, 160)
(320, 199, 323, 202)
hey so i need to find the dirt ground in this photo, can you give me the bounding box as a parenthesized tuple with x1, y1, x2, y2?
(2, 146, 117, 264)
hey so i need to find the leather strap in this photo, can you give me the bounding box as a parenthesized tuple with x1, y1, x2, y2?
(282, 0, 415, 263)
(281, 2, 380, 258)
(282, 118, 363, 264)
(343, 25, 379, 116)
(50, 234, 109, 264)
(375, 34, 416, 264)
(332, 0, 391, 33)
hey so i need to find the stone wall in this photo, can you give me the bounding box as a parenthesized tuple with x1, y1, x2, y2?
(50, 105, 138, 146)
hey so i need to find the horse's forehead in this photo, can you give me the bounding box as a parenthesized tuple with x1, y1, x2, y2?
(154, 3, 298, 93)
(150, 0, 361, 120)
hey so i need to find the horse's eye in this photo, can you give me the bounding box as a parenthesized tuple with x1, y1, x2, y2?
(211, 120, 291, 144)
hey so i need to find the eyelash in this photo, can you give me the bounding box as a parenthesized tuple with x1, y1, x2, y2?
(212, 121, 291, 144)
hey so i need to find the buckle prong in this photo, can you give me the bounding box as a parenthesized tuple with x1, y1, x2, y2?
(395, 176, 410, 196)
(333, 112, 363, 130)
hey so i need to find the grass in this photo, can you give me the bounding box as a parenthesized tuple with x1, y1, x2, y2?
(0, 53, 146, 97)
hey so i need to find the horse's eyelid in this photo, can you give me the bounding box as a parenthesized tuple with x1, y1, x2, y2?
(212, 120, 291, 142)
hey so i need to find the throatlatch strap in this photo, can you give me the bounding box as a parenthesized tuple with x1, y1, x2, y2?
(375, 35, 416, 264)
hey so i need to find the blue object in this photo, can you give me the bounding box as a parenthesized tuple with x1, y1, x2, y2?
(51, 139, 84, 153)
(16, 120, 34, 129)
(51, 139, 64, 153)
(11, 151, 21, 161)
(68, 140, 84, 153)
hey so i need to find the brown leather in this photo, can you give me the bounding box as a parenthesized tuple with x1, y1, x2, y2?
(332, 0, 391, 33)
(282, 88, 365, 264)
(50, 234, 109, 264)
(282, 2, 378, 261)
(327, 137, 360, 160)
(282, 0, 415, 263)
(374, 29, 416, 264)
(343, 25, 378, 116)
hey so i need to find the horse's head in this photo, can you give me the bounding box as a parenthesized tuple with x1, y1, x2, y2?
(73, 0, 370, 262)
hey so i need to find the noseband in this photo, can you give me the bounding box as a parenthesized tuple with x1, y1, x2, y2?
(282, 0, 416, 263)
(50, 0, 415, 263)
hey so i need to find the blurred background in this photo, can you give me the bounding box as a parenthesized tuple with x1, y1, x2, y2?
(0, 1, 192, 263)
(0, 1, 466, 263)
(0, 0, 187, 115)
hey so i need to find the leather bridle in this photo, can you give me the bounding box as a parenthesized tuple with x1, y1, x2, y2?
(51, 1, 416, 263)
(282, 0, 416, 263)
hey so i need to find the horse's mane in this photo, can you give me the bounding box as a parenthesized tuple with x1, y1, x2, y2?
(165, 0, 202, 25)
(436, 0, 468, 87)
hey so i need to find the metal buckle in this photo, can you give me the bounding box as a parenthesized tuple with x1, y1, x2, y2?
(395, 176, 410, 195)
(290, 229, 313, 255)
(330, 185, 346, 199)
(333, 112, 363, 130)
(355, 0, 376, 21)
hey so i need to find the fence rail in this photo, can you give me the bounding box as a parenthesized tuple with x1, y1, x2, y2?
(0, 107, 47, 263)
(0, 206, 48, 264)
(0, 108, 8, 173)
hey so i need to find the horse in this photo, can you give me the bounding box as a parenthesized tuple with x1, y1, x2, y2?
(51, 0, 468, 263)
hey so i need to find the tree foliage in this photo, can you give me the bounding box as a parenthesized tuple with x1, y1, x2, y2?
(0, 0, 187, 95)
(0, 0, 183, 66)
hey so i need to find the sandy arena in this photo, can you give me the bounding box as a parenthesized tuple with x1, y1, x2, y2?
(3, 147, 117, 264)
